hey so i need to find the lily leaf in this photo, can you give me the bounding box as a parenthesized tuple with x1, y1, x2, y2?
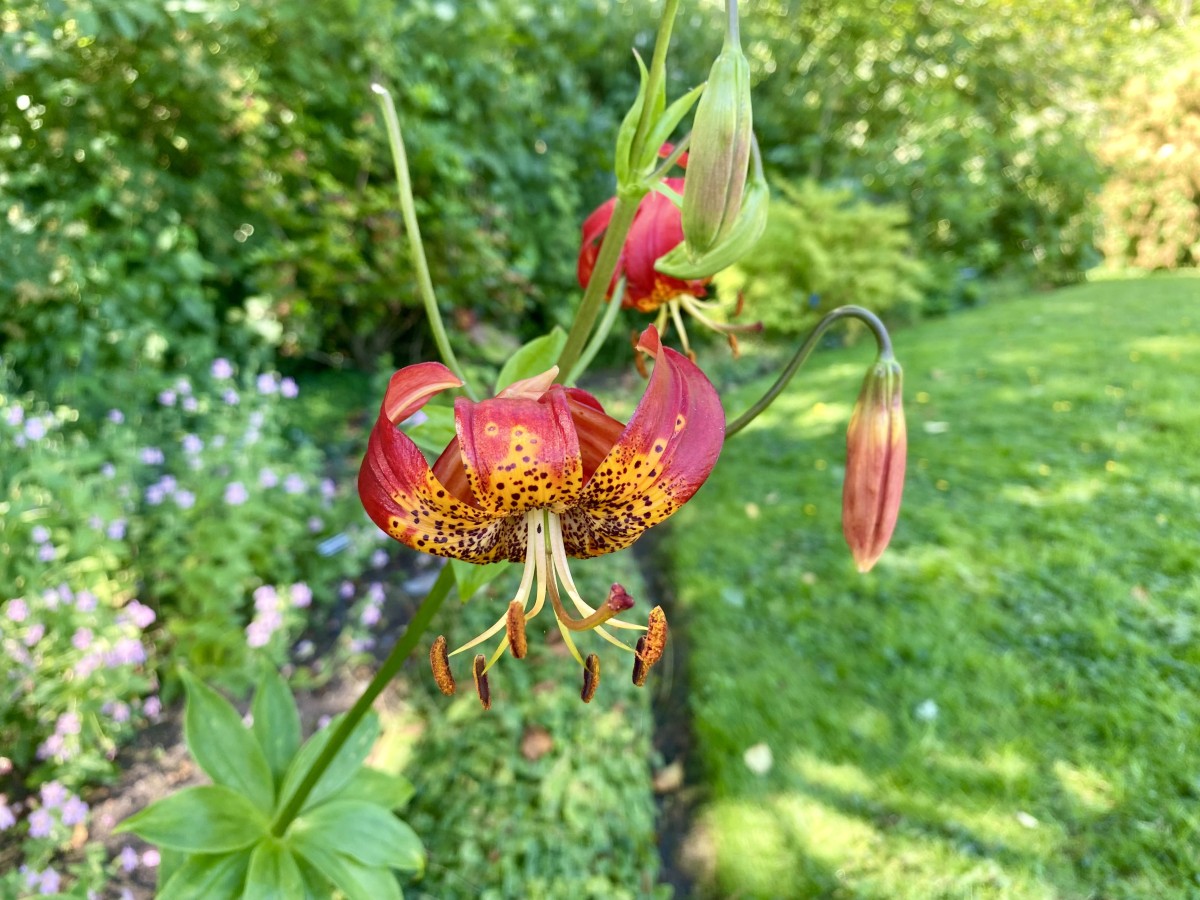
(276, 712, 380, 815)
(244, 838, 306, 900)
(179, 670, 274, 813)
(289, 799, 424, 875)
(251, 664, 302, 786)
(449, 558, 508, 604)
(116, 785, 269, 853)
(157, 850, 251, 900)
(494, 327, 567, 394)
(290, 839, 402, 900)
(330, 766, 415, 811)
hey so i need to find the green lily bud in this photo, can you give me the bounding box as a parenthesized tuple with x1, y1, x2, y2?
(681, 31, 752, 255)
(653, 154, 768, 280)
(842, 356, 907, 573)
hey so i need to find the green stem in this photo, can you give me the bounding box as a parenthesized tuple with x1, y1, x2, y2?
(566, 277, 626, 384)
(726, 0, 741, 49)
(271, 564, 454, 835)
(725, 305, 893, 438)
(628, 0, 683, 168)
(372, 84, 476, 400)
(555, 193, 640, 380)
(556, 0, 683, 381)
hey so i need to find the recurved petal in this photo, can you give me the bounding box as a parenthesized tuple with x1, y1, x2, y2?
(562, 326, 724, 557)
(455, 385, 585, 517)
(358, 367, 528, 564)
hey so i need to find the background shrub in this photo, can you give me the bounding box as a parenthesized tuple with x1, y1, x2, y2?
(715, 179, 929, 335)
(1097, 44, 1200, 270)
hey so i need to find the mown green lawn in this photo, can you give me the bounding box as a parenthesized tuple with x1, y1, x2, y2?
(665, 275, 1200, 898)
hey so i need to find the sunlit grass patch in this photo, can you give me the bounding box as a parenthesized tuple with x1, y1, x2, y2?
(669, 275, 1200, 898)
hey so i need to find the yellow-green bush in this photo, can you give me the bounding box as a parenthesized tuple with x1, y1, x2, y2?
(716, 180, 929, 335)
(1098, 50, 1200, 270)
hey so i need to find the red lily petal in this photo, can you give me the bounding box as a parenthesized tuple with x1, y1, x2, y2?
(358, 365, 527, 563)
(455, 385, 585, 517)
(622, 180, 708, 310)
(562, 325, 724, 557)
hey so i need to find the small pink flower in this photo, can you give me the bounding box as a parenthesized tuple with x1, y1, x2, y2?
(224, 482, 249, 505)
(212, 358, 234, 380)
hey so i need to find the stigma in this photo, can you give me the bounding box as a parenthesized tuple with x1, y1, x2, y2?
(430, 510, 668, 708)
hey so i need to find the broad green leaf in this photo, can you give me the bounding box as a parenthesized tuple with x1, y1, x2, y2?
(157, 850, 251, 900)
(449, 558, 508, 604)
(157, 847, 186, 890)
(290, 799, 424, 874)
(331, 766, 415, 811)
(117, 785, 268, 853)
(277, 712, 380, 814)
(180, 670, 274, 813)
(291, 840, 402, 900)
(244, 838, 305, 900)
(296, 855, 335, 900)
(494, 327, 567, 393)
(402, 403, 456, 457)
(252, 665, 302, 785)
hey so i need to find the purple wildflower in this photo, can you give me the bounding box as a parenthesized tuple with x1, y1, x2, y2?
(371, 549, 389, 569)
(123, 600, 156, 629)
(320, 478, 337, 500)
(40, 782, 67, 808)
(39, 868, 61, 894)
(182, 396, 198, 413)
(0, 796, 15, 831)
(212, 358, 234, 380)
(56, 713, 81, 736)
(107, 409, 125, 424)
(24, 623, 45, 646)
(258, 468, 279, 489)
(280, 377, 299, 399)
(145, 484, 166, 506)
(283, 473, 305, 495)
(60, 795, 87, 826)
(139, 447, 164, 465)
(253, 586, 279, 612)
(143, 696, 162, 718)
(72, 628, 94, 651)
(143, 849, 160, 868)
(28, 808, 53, 838)
(37, 543, 56, 562)
(360, 604, 382, 627)
(5, 406, 24, 426)
(224, 482, 249, 505)
(106, 519, 127, 541)
(290, 583, 312, 609)
(24, 418, 47, 441)
(181, 433, 203, 455)
(175, 490, 196, 509)
(339, 581, 355, 600)
(223, 388, 240, 406)
(5, 598, 28, 622)
(307, 516, 323, 533)
(101, 462, 116, 478)
(256, 373, 278, 395)
(157, 389, 177, 407)
(76, 590, 97, 612)
(31, 525, 50, 544)
(106, 638, 146, 667)
(118, 846, 139, 872)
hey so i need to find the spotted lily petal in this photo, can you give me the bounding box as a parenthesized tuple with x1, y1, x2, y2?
(562, 325, 724, 556)
(358, 365, 528, 563)
(455, 386, 584, 517)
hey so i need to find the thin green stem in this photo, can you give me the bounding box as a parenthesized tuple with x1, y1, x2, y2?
(372, 84, 475, 400)
(628, 0, 683, 169)
(725, 305, 893, 438)
(556, 193, 640, 380)
(271, 564, 454, 835)
(726, 0, 741, 49)
(556, 0, 683, 381)
(567, 277, 626, 384)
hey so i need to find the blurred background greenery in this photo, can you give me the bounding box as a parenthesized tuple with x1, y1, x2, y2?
(3, 0, 1199, 896)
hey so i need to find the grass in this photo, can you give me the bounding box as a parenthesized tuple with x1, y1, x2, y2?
(664, 274, 1200, 898)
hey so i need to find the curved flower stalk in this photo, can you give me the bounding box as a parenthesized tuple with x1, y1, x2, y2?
(578, 157, 762, 362)
(359, 326, 724, 706)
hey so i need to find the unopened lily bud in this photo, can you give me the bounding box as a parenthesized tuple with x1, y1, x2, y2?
(842, 356, 906, 573)
(681, 33, 752, 255)
(655, 167, 768, 280)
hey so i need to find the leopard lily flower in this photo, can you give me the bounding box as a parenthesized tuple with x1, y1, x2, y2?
(359, 326, 724, 706)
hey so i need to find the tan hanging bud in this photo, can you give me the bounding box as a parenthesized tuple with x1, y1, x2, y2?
(842, 356, 907, 572)
(430, 635, 456, 696)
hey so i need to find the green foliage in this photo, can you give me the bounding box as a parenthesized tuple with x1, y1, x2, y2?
(717, 179, 929, 334)
(400, 555, 668, 899)
(1098, 43, 1200, 270)
(669, 275, 1200, 897)
(120, 667, 424, 898)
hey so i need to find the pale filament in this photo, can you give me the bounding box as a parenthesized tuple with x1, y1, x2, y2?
(449, 510, 542, 659)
